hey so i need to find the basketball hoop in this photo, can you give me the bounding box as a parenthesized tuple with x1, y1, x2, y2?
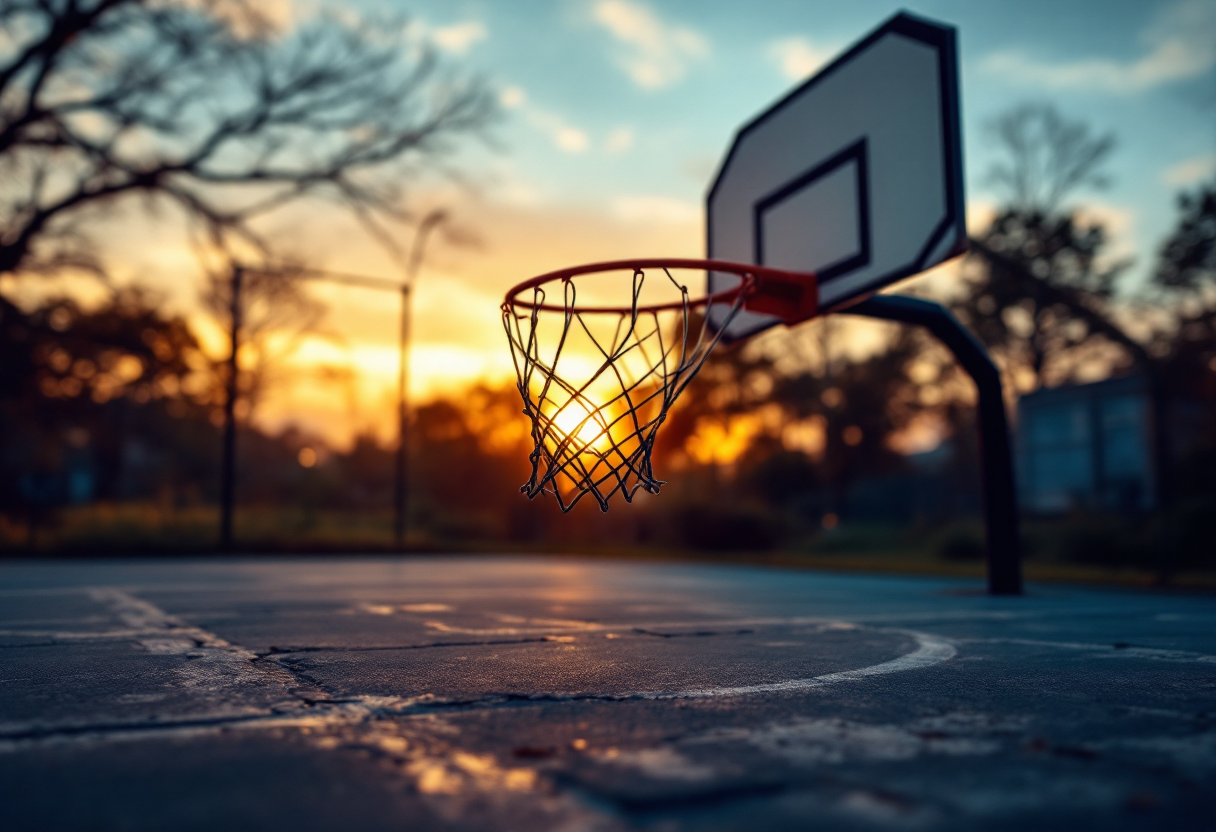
(502, 258, 817, 512)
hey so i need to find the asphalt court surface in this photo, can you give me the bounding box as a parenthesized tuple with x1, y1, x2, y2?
(1, 557, 1213, 831)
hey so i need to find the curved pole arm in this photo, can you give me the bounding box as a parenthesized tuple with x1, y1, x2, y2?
(844, 294, 1023, 595)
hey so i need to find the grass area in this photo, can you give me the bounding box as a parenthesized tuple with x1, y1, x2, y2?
(2, 502, 1213, 593)
(0, 504, 407, 554)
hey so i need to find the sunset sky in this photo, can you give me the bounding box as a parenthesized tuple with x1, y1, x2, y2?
(25, 0, 1215, 447)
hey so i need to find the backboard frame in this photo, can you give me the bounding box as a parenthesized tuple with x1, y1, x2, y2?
(706, 11, 967, 342)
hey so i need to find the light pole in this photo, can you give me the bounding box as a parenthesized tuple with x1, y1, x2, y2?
(395, 209, 448, 550)
(217, 263, 417, 552)
(219, 264, 243, 552)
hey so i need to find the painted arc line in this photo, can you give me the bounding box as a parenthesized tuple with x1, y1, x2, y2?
(953, 637, 1216, 664)
(410, 614, 940, 636)
(629, 630, 956, 701)
(0, 629, 952, 752)
(17, 590, 961, 703)
(0, 702, 391, 752)
(2, 589, 958, 747)
(0, 632, 957, 751)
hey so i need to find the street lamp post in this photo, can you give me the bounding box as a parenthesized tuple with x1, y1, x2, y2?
(394, 210, 447, 550)
(219, 265, 243, 552)
(395, 282, 411, 550)
(217, 261, 428, 553)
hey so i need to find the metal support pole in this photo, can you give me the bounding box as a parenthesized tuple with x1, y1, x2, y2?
(844, 294, 1023, 595)
(219, 266, 243, 552)
(393, 209, 447, 551)
(230, 261, 428, 551)
(394, 285, 411, 550)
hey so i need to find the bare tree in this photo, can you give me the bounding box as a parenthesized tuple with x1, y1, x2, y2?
(0, 0, 495, 279)
(984, 102, 1115, 214)
(1155, 181, 1216, 301)
(201, 264, 330, 417)
(1150, 180, 1216, 398)
(958, 104, 1143, 391)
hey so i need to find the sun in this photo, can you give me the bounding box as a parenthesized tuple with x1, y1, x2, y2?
(550, 399, 612, 452)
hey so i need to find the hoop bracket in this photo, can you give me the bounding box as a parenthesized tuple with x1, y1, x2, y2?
(504, 258, 817, 320)
(744, 269, 818, 324)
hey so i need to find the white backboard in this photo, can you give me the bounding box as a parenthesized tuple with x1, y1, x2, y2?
(707, 12, 966, 342)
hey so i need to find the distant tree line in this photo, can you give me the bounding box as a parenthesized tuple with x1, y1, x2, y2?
(2, 138, 1210, 568)
(0, 0, 495, 430)
(0, 0, 1211, 579)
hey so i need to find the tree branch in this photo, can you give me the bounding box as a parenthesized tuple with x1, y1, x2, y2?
(969, 237, 1152, 366)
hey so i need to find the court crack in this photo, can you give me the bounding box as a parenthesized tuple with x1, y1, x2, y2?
(254, 636, 557, 658)
(632, 628, 755, 639)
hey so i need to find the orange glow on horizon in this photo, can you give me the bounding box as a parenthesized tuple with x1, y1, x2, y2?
(685, 415, 763, 466)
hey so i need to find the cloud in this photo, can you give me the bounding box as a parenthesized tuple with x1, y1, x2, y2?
(406, 18, 487, 55)
(522, 106, 590, 154)
(1162, 153, 1216, 186)
(768, 36, 835, 81)
(1073, 201, 1137, 264)
(430, 20, 487, 55)
(499, 85, 527, 109)
(605, 127, 635, 154)
(555, 127, 590, 153)
(610, 195, 700, 225)
(496, 178, 545, 208)
(593, 0, 708, 89)
(980, 0, 1216, 93)
(681, 155, 717, 184)
(965, 199, 999, 235)
(200, 0, 305, 37)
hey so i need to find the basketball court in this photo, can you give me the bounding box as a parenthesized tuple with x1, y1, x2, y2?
(3, 12, 1211, 831)
(2, 556, 1214, 830)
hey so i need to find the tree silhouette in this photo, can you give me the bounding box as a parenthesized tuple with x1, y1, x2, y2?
(959, 104, 1144, 391)
(200, 263, 330, 418)
(0, 0, 494, 279)
(769, 328, 931, 514)
(0, 289, 221, 511)
(1151, 179, 1216, 400)
(985, 103, 1115, 214)
(1155, 181, 1216, 299)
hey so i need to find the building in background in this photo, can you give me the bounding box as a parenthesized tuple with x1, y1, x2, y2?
(1016, 374, 1211, 514)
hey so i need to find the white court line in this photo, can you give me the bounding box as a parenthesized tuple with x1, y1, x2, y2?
(0, 628, 192, 640)
(626, 631, 956, 700)
(364, 605, 1216, 636)
(0, 699, 395, 751)
(1, 590, 961, 749)
(952, 637, 1216, 665)
(0, 634, 956, 750)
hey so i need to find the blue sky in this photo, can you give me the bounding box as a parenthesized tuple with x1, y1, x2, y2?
(97, 0, 1213, 443)
(391, 0, 1215, 271)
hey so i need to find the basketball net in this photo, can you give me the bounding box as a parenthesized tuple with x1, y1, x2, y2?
(503, 259, 817, 512)
(501, 266, 743, 511)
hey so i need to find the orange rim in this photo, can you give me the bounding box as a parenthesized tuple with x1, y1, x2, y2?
(503, 257, 812, 315)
